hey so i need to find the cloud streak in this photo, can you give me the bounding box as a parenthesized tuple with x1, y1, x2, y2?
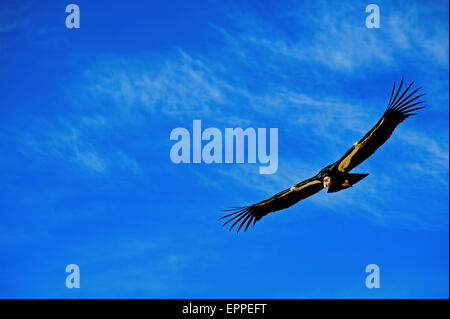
(13, 1, 449, 231)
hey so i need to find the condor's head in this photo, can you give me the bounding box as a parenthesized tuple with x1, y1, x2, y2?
(323, 176, 331, 188)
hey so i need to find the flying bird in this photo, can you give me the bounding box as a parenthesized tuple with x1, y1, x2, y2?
(220, 78, 425, 233)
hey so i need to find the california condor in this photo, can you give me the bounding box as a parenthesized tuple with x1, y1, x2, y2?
(220, 78, 425, 233)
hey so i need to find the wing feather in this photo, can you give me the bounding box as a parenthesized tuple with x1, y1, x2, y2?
(334, 78, 425, 173)
(220, 178, 324, 233)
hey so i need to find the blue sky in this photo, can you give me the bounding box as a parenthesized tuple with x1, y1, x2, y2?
(0, 0, 448, 298)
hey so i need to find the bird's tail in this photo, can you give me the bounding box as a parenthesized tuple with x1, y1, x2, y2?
(328, 173, 369, 193)
(347, 173, 369, 185)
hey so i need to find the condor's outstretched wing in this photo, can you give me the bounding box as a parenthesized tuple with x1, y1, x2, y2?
(219, 177, 324, 233)
(333, 78, 425, 173)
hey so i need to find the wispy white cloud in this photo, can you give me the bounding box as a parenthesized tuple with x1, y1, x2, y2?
(386, 4, 449, 67)
(20, 45, 447, 228)
(21, 120, 142, 175)
(15, 1, 448, 230)
(221, 1, 448, 72)
(397, 129, 449, 183)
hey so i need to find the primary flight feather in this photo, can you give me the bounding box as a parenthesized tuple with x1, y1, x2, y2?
(220, 78, 425, 233)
